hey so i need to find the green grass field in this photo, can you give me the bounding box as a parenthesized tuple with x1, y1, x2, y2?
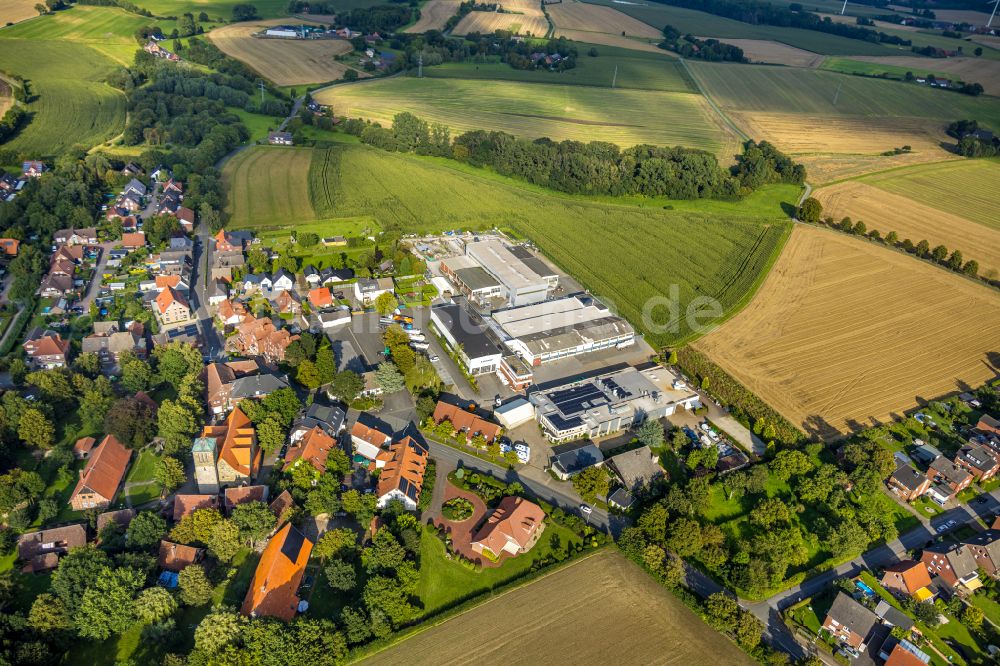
(580, 0, 898, 55)
(820, 56, 952, 81)
(222, 146, 318, 226)
(860, 159, 1000, 232)
(306, 143, 794, 345)
(313, 76, 735, 154)
(421, 46, 697, 93)
(688, 61, 1000, 126)
(130, 0, 289, 21)
(0, 39, 126, 156)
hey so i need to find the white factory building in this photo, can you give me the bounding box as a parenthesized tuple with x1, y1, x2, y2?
(464, 240, 557, 307)
(492, 294, 635, 366)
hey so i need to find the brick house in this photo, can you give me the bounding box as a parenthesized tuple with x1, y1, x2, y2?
(821, 592, 879, 653)
(954, 445, 1000, 481)
(920, 543, 980, 592)
(23, 329, 71, 369)
(242, 523, 312, 621)
(283, 426, 335, 473)
(880, 560, 934, 602)
(887, 465, 931, 502)
(69, 435, 132, 511)
(155, 286, 192, 326)
(471, 496, 546, 559)
(192, 407, 261, 494)
(225, 314, 299, 365)
(432, 400, 502, 444)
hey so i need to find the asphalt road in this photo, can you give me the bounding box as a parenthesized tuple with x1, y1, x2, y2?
(192, 218, 223, 358)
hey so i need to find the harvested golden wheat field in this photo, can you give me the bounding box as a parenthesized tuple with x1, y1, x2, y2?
(208, 20, 359, 85)
(696, 225, 1000, 439)
(452, 0, 548, 36)
(554, 29, 664, 53)
(701, 38, 823, 67)
(727, 111, 955, 183)
(404, 0, 461, 33)
(548, 1, 661, 38)
(362, 550, 754, 666)
(814, 181, 1000, 277)
(845, 56, 1000, 95)
(0, 0, 39, 26)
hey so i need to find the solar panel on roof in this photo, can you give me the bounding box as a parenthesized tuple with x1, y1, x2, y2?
(280, 526, 305, 562)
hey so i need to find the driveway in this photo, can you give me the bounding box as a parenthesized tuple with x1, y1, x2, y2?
(77, 242, 115, 310)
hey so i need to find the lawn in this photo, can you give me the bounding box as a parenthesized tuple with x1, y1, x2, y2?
(125, 449, 159, 485)
(415, 522, 582, 618)
(130, 0, 290, 21)
(420, 47, 697, 93)
(124, 481, 161, 506)
(968, 589, 1000, 627)
(313, 76, 738, 155)
(820, 56, 952, 82)
(305, 143, 794, 346)
(232, 107, 284, 144)
(222, 146, 318, 227)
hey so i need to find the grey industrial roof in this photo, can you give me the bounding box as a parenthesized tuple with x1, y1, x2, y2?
(431, 301, 503, 360)
(453, 266, 500, 292)
(508, 244, 557, 279)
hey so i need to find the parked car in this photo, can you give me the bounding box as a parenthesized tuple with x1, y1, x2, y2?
(579, 504, 592, 515)
(708, 430, 720, 442)
(428, 354, 439, 362)
(699, 422, 711, 433)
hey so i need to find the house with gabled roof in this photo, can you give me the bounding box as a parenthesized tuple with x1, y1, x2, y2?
(158, 540, 203, 572)
(927, 456, 972, 502)
(17, 524, 87, 572)
(471, 496, 545, 559)
(308, 286, 333, 309)
(962, 529, 1000, 577)
(22, 160, 46, 178)
(96, 508, 135, 536)
(272, 268, 295, 292)
(203, 359, 263, 415)
(224, 485, 269, 513)
(606, 445, 663, 494)
(292, 403, 345, 441)
(173, 494, 219, 521)
(350, 420, 392, 461)
(821, 592, 879, 653)
(193, 407, 261, 494)
(175, 206, 195, 232)
(881, 560, 934, 602)
(23, 329, 71, 369)
(155, 286, 192, 326)
(226, 314, 299, 365)
(269, 489, 295, 523)
(284, 426, 335, 473)
(432, 400, 502, 444)
(954, 444, 1000, 481)
(0, 238, 19, 256)
(69, 435, 132, 511)
(216, 298, 247, 327)
(242, 523, 312, 621)
(73, 436, 97, 460)
(921, 542, 981, 592)
(273, 289, 301, 315)
(376, 436, 428, 511)
(887, 464, 931, 502)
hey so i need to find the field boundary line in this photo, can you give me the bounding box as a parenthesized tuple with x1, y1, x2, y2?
(816, 156, 970, 188)
(678, 57, 749, 142)
(348, 549, 607, 663)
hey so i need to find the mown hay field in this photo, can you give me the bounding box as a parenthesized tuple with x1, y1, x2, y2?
(306, 143, 792, 345)
(452, 0, 548, 37)
(695, 225, 1000, 439)
(419, 47, 695, 92)
(705, 38, 823, 67)
(548, 0, 661, 38)
(580, 0, 898, 55)
(814, 180, 1000, 278)
(0, 39, 126, 155)
(404, 0, 461, 33)
(0, 4, 175, 64)
(839, 56, 1000, 96)
(222, 147, 318, 227)
(208, 20, 359, 86)
(859, 160, 1000, 232)
(313, 76, 738, 155)
(361, 550, 755, 666)
(0, 0, 39, 26)
(725, 111, 955, 183)
(556, 29, 663, 53)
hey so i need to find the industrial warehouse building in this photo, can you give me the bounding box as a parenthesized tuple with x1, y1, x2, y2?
(429, 301, 504, 376)
(530, 365, 700, 442)
(440, 255, 504, 306)
(465, 240, 557, 307)
(492, 295, 635, 366)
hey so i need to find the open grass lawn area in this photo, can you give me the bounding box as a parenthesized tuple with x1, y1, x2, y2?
(313, 76, 739, 156)
(232, 108, 284, 143)
(420, 47, 697, 93)
(820, 56, 952, 82)
(969, 589, 1000, 626)
(580, 0, 897, 55)
(130, 0, 289, 21)
(126, 449, 160, 485)
(124, 481, 161, 506)
(416, 522, 582, 618)
(222, 146, 318, 227)
(306, 143, 794, 346)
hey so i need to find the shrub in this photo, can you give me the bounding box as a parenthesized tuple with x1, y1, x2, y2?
(442, 498, 474, 521)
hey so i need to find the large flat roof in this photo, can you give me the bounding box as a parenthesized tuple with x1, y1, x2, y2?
(431, 302, 503, 360)
(492, 295, 634, 354)
(454, 266, 500, 292)
(508, 245, 557, 279)
(465, 240, 548, 292)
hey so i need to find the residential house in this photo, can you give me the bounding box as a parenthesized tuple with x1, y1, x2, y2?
(272, 269, 295, 292)
(173, 494, 219, 521)
(322, 236, 347, 247)
(273, 289, 301, 315)
(321, 267, 354, 284)
(212, 250, 246, 282)
(122, 162, 143, 177)
(316, 309, 351, 329)
(470, 496, 545, 559)
(123, 178, 147, 198)
(158, 540, 202, 572)
(354, 277, 394, 305)
(69, 435, 132, 511)
(241, 523, 312, 621)
(164, 178, 183, 195)
(284, 426, 335, 473)
(0, 238, 19, 256)
(224, 485, 269, 513)
(96, 509, 135, 536)
(927, 456, 972, 502)
(22, 160, 46, 178)
(242, 273, 273, 294)
(53, 227, 98, 245)
(308, 287, 333, 309)
(884, 640, 931, 666)
(215, 228, 252, 253)
(152, 323, 202, 349)
(267, 131, 293, 145)
(954, 444, 1000, 481)
(291, 403, 345, 441)
(881, 560, 934, 602)
(155, 286, 192, 326)
(155, 272, 190, 295)
(431, 401, 502, 444)
(303, 265, 321, 286)
(121, 231, 146, 249)
(351, 421, 392, 461)
(608, 488, 636, 510)
(17, 525, 87, 572)
(376, 436, 428, 510)
(269, 490, 295, 523)
(962, 529, 1000, 576)
(175, 206, 195, 232)
(874, 600, 914, 632)
(216, 299, 248, 327)
(921, 542, 980, 592)
(209, 279, 229, 307)
(549, 443, 604, 481)
(23, 329, 71, 368)
(226, 314, 299, 365)
(887, 465, 931, 502)
(73, 436, 97, 460)
(606, 446, 663, 494)
(204, 359, 263, 414)
(229, 372, 290, 406)
(193, 407, 261, 494)
(821, 592, 879, 654)
(37, 273, 74, 298)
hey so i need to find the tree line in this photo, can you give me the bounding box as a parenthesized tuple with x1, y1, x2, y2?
(798, 196, 991, 283)
(336, 5, 414, 33)
(343, 112, 805, 200)
(660, 26, 747, 62)
(651, 0, 911, 46)
(948, 119, 1000, 157)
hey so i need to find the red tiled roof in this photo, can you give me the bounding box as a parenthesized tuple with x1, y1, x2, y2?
(241, 523, 312, 621)
(173, 494, 219, 522)
(158, 540, 202, 572)
(224, 485, 268, 512)
(24, 333, 70, 359)
(121, 232, 146, 248)
(350, 421, 391, 449)
(284, 426, 335, 473)
(156, 286, 189, 314)
(155, 274, 181, 289)
(881, 560, 932, 596)
(308, 287, 333, 308)
(885, 643, 930, 666)
(433, 401, 502, 442)
(472, 496, 545, 556)
(376, 436, 428, 503)
(70, 435, 131, 504)
(73, 436, 96, 456)
(269, 489, 295, 521)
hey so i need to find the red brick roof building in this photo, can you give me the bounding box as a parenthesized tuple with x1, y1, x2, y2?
(283, 426, 335, 473)
(471, 496, 545, 558)
(226, 314, 299, 365)
(242, 523, 313, 621)
(375, 436, 428, 511)
(69, 435, 132, 511)
(432, 401, 502, 443)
